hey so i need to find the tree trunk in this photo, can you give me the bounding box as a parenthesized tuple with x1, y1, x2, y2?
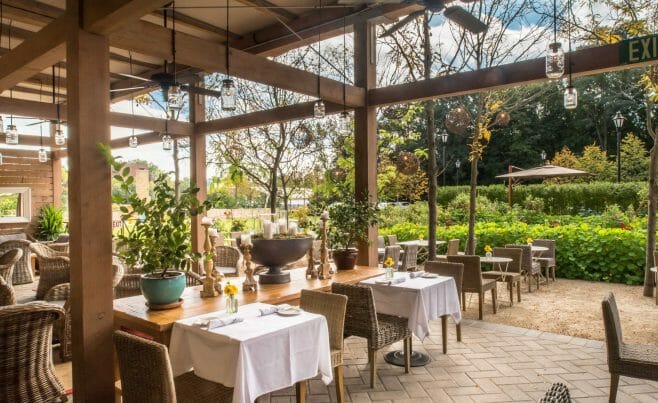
(269, 171, 277, 215)
(644, 134, 657, 296)
(467, 154, 478, 255)
(423, 13, 437, 260)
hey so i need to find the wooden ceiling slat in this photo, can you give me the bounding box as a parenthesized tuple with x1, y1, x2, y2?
(82, 0, 173, 35)
(235, 0, 297, 21)
(0, 0, 60, 25)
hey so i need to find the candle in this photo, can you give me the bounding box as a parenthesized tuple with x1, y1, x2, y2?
(201, 216, 213, 226)
(320, 211, 329, 220)
(263, 221, 273, 239)
(241, 233, 252, 246)
(289, 222, 298, 235)
(278, 218, 287, 235)
(208, 228, 218, 237)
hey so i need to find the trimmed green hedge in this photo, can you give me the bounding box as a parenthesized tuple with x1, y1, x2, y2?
(380, 221, 646, 285)
(436, 182, 645, 215)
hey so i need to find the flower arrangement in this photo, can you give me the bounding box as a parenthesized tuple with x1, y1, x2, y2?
(383, 257, 394, 268)
(418, 233, 425, 240)
(484, 244, 492, 257)
(223, 282, 239, 297)
(526, 237, 534, 245)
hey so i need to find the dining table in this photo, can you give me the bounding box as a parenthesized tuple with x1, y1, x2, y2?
(360, 271, 461, 367)
(169, 302, 333, 403)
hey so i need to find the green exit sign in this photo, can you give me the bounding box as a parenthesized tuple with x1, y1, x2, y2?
(620, 34, 658, 65)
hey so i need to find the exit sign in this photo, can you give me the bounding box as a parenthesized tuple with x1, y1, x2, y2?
(620, 34, 658, 65)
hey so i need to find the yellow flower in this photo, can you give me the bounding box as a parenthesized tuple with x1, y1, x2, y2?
(484, 245, 492, 253)
(526, 237, 533, 244)
(383, 257, 394, 268)
(419, 233, 424, 240)
(223, 282, 238, 297)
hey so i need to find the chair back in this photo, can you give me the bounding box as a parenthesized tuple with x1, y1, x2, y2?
(533, 239, 556, 259)
(601, 292, 623, 363)
(377, 236, 385, 249)
(386, 235, 398, 246)
(505, 244, 532, 273)
(0, 302, 66, 402)
(424, 260, 464, 296)
(30, 242, 67, 259)
(493, 247, 522, 274)
(210, 232, 225, 248)
(0, 239, 33, 285)
(0, 248, 23, 285)
(447, 255, 482, 292)
(214, 246, 241, 268)
(400, 244, 418, 271)
(383, 245, 400, 266)
(331, 282, 378, 342)
(300, 290, 348, 354)
(446, 239, 460, 256)
(112, 256, 125, 288)
(0, 277, 15, 306)
(47, 243, 69, 254)
(114, 330, 177, 403)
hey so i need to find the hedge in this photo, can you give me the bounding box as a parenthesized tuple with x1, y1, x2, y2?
(380, 221, 647, 285)
(436, 182, 645, 215)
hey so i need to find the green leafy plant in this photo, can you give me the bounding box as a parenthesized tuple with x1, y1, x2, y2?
(230, 219, 246, 232)
(328, 193, 379, 250)
(36, 204, 64, 241)
(101, 144, 214, 276)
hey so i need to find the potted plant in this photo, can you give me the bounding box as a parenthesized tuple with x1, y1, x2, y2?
(36, 204, 65, 241)
(102, 145, 214, 307)
(328, 194, 378, 270)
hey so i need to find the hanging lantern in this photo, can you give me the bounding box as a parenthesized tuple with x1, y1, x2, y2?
(545, 42, 565, 79)
(167, 84, 183, 111)
(38, 148, 48, 163)
(314, 100, 325, 119)
(221, 79, 236, 111)
(563, 86, 578, 109)
(0, 152, 3, 165)
(291, 128, 314, 148)
(54, 123, 66, 146)
(5, 125, 18, 145)
(0, 116, 4, 135)
(129, 134, 139, 148)
(396, 151, 419, 175)
(495, 111, 511, 126)
(338, 112, 351, 135)
(330, 166, 346, 181)
(162, 133, 173, 151)
(444, 106, 471, 135)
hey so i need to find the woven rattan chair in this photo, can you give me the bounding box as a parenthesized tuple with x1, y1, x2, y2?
(0, 302, 68, 402)
(0, 248, 23, 285)
(383, 245, 401, 267)
(300, 289, 348, 403)
(30, 243, 70, 299)
(446, 239, 460, 256)
(424, 260, 463, 353)
(447, 255, 497, 320)
(213, 245, 242, 277)
(482, 247, 523, 305)
(602, 292, 658, 403)
(399, 244, 418, 271)
(0, 239, 33, 285)
(114, 330, 233, 403)
(506, 244, 541, 292)
(377, 236, 385, 262)
(0, 277, 15, 306)
(331, 282, 411, 388)
(386, 234, 398, 246)
(533, 239, 556, 282)
(46, 242, 69, 254)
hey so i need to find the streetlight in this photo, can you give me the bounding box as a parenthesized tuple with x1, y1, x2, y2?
(541, 150, 547, 164)
(455, 159, 461, 186)
(613, 111, 625, 183)
(439, 131, 449, 186)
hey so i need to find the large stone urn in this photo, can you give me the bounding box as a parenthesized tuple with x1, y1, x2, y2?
(242, 237, 313, 284)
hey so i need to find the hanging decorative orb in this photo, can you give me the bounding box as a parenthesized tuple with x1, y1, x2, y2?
(128, 135, 139, 148)
(495, 111, 511, 126)
(396, 151, 419, 175)
(5, 125, 18, 145)
(444, 106, 471, 135)
(330, 166, 346, 181)
(291, 128, 314, 148)
(54, 123, 66, 146)
(314, 100, 325, 119)
(221, 79, 237, 111)
(338, 112, 351, 135)
(545, 42, 565, 79)
(162, 133, 173, 151)
(38, 149, 48, 163)
(563, 86, 578, 109)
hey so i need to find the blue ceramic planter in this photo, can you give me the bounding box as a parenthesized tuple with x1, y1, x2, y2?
(140, 271, 186, 306)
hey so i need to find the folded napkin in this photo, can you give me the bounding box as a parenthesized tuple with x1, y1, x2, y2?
(409, 271, 425, 279)
(207, 316, 243, 330)
(388, 277, 406, 285)
(259, 304, 291, 316)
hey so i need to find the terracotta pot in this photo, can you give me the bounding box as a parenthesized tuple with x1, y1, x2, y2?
(333, 248, 358, 270)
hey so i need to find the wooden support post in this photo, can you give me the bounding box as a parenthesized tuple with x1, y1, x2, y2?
(66, 19, 114, 403)
(50, 122, 62, 209)
(190, 83, 207, 256)
(353, 22, 378, 267)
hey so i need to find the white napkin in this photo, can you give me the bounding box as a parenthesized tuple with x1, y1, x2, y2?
(409, 271, 425, 278)
(390, 276, 406, 284)
(259, 304, 291, 316)
(207, 316, 244, 330)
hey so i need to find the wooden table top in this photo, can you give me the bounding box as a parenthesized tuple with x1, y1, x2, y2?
(114, 266, 382, 336)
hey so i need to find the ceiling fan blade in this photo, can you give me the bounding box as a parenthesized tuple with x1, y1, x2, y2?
(443, 6, 487, 34)
(118, 73, 153, 82)
(379, 10, 424, 38)
(110, 86, 149, 93)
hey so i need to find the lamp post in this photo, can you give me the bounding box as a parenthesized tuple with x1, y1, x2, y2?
(440, 131, 448, 186)
(613, 111, 625, 183)
(541, 150, 547, 164)
(455, 159, 461, 186)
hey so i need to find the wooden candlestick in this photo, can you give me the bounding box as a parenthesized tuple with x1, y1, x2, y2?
(241, 243, 257, 292)
(306, 239, 319, 279)
(318, 215, 332, 280)
(200, 222, 220, 298)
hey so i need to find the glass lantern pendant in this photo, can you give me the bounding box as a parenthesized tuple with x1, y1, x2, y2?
(338, 112, 351, 135)
(54, 124, 66, 146)
(0, 116, 4, 135)
(563, 86, 578, 109)
(221, 79, 236, 111)
(162, 134, 173, 151)
(314, 100, 325, 119)
(128, 135, 139, 148)
(5, 125, 18, 145)
(167, 85, 183, 111)
(0, 152, 3, 165)
(38, 148, 48, 163)
(545, 42, 564, 79)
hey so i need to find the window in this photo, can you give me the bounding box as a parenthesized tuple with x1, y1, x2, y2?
(0, 187, 31, 224)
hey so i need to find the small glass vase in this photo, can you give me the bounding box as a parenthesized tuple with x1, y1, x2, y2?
(485, 252, 492, 257)
(384, 266, 395, 280)
(226, 295, 238, 314)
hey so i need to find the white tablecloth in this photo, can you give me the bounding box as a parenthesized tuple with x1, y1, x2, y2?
(169, 302, 333, 403)
(360, 272, 461, 340)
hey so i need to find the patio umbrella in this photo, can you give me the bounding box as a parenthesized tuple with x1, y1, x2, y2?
(495, 164, 591, 206)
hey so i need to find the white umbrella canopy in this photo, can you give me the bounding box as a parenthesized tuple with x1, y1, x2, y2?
(496, 164, 591, 180)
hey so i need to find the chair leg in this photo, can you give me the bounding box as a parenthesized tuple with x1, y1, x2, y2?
(536, 273, 540, 289)
(609, 373, 619, 403)
(295, 380, 307, 403)
(334, 365, 344, 403)
(491, 288, 497, 314)
(456, 323, 462, 342)
(404, 337, 411, 373)
(528, 275, 532, 292)
(478, 292, 484, 320)
(516, 280, 521, 302)
(508, 280, 514, 306)
(551, 266, 556, 281)
(462, 291, 466, 311)
(368, 348, 376, 388)
(441, 315, 448, 354)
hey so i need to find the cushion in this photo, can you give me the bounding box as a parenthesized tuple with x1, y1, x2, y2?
(0, 233, 27, 243)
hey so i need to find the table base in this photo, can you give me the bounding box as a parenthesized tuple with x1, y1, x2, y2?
(384, 350, 430, 367)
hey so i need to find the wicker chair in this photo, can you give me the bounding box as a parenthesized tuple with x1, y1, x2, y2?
(446, 239, 460, 256)
(383, 245, 401, 267)
(533, 239, 556, 282)
(0, 248, 23, 285)
(482, 247, 523, 305)
(30, 243, 70, 299)
(0, 302, 68, 402)
(447, 255, 497, 320)
(399, 244, 418, 271)
(0, 239, 33, 285)
(424, 260, 464, 352)
(213, 245, 243, 277)
(377, 236, 385, 262)
(386, 234, 398, 246)
(114, 330, 233, 403)
(300, 289, 348, 403)
(331, 282, 411, 388)
(602, 292, 658, 402)
(46, 242, 69, 254)
(506, 244, 541, 292)
(0, 277, 15, 306)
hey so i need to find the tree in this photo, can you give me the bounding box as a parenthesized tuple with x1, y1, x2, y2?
(620, 133, 649, 181)
(577, 144, 615, 181)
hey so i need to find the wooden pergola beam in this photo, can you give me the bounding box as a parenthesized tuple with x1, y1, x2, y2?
(109, 21, 366, 107)
(83, 0, 173, 35)
(368, 42, 658, 107)
(0, 0, 60, 25)
(236, 0, 297, 21)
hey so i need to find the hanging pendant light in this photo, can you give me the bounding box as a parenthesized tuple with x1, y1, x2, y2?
(162, 133, 173, 151)
(563, 0, 577, 109)
(313, 100, 325, 119)
(167, 84, 183, 111)
(5, 122, 17, 144)
(314, 0, 325, 119)
(337, 16, 350, 134)
(545, 0, 564, 79)
(129, 132, 139, 148)
(221, 1, 237, 112)
(0, 152, 3, 166)
(54, 123, 65, 146)
(338, 112, 351, 135)
(38, 121, 47, 163)
(0, 116, 4, 135)
(51, 66, 65, 146)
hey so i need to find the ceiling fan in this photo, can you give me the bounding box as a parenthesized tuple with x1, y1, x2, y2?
(338, 0, 487, 37)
